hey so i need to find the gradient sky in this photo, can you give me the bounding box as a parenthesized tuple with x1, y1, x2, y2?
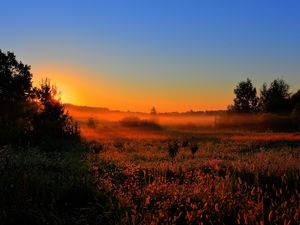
(1, 0, 300, 112)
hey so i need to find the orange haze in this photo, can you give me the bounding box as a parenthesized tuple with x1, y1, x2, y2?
(31, 63, 232, 112)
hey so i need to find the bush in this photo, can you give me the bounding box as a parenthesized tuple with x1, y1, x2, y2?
(189, 142, 199, 158)
(291, 103, 300, 130)
(87, 117, 97, 129)
(120, 116, 162, 130)
(88, 140, 104, 154)
(168, 141, 180, 163)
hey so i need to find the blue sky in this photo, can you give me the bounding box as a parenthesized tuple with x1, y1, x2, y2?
(1, 0, 300, 111)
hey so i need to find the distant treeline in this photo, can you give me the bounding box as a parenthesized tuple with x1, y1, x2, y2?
(159, 110, 226, 116)
(0, 50, 79, 149)
(216, 78, 300, 131)
(66, 103, 226, 116)
(65, 104, 110, 113)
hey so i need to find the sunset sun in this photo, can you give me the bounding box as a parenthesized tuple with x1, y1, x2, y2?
(1, 1, 300, 224)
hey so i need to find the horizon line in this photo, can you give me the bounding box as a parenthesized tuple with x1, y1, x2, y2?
(63, 103, 227, 114)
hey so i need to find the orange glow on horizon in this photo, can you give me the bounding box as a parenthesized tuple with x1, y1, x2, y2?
(32, 64, 85, 105)
(31, 63, 232, 112)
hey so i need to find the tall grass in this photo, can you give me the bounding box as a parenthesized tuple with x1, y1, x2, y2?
(92, 137, 300, 224)
(0, 145, 122, 225)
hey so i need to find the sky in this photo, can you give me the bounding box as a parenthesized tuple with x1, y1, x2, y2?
(1, 0, 300, 112)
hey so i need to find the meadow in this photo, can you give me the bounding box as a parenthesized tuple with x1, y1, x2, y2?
(2, 103, 299, 225)
(74, 110, 300, 225)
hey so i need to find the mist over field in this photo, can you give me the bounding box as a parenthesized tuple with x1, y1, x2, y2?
(66, 104, 216, 125)
(2, 1, 300, 224)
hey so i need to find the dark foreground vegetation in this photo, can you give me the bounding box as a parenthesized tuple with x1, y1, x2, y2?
(0, 50, 123, 224)
(1, 50, 299, 225)
(0, 145, 123, 225)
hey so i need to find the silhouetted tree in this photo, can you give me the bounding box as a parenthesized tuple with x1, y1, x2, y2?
(290, 90, 300, 109)
(291, 90, 300, 129)
(258, 83, 268, 112)
(33, 79, 80, 146)
(259, 79, 290, 113)
(291, 103, 300, 129)
(0, 50, 36, 145)
(150, 106, 157, 115)
(0, 49, 80, 149)
(230, 78, 259, 113)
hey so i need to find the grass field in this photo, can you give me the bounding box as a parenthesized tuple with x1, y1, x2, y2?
(0, 144, 125, 225)
(1, 110, 299, 225)
(77, 113, 300, 225)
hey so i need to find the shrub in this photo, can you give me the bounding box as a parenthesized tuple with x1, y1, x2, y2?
(113, 139, 125, 150)
(88, 140, 104, 154)
(181, 139, 189, 148)
(87, 117, 97, 129)
(189, 142, 199, 158)
(291, 103, 300, 130)
(120, 116, 162, 130)
(168, 141, 179, 163)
